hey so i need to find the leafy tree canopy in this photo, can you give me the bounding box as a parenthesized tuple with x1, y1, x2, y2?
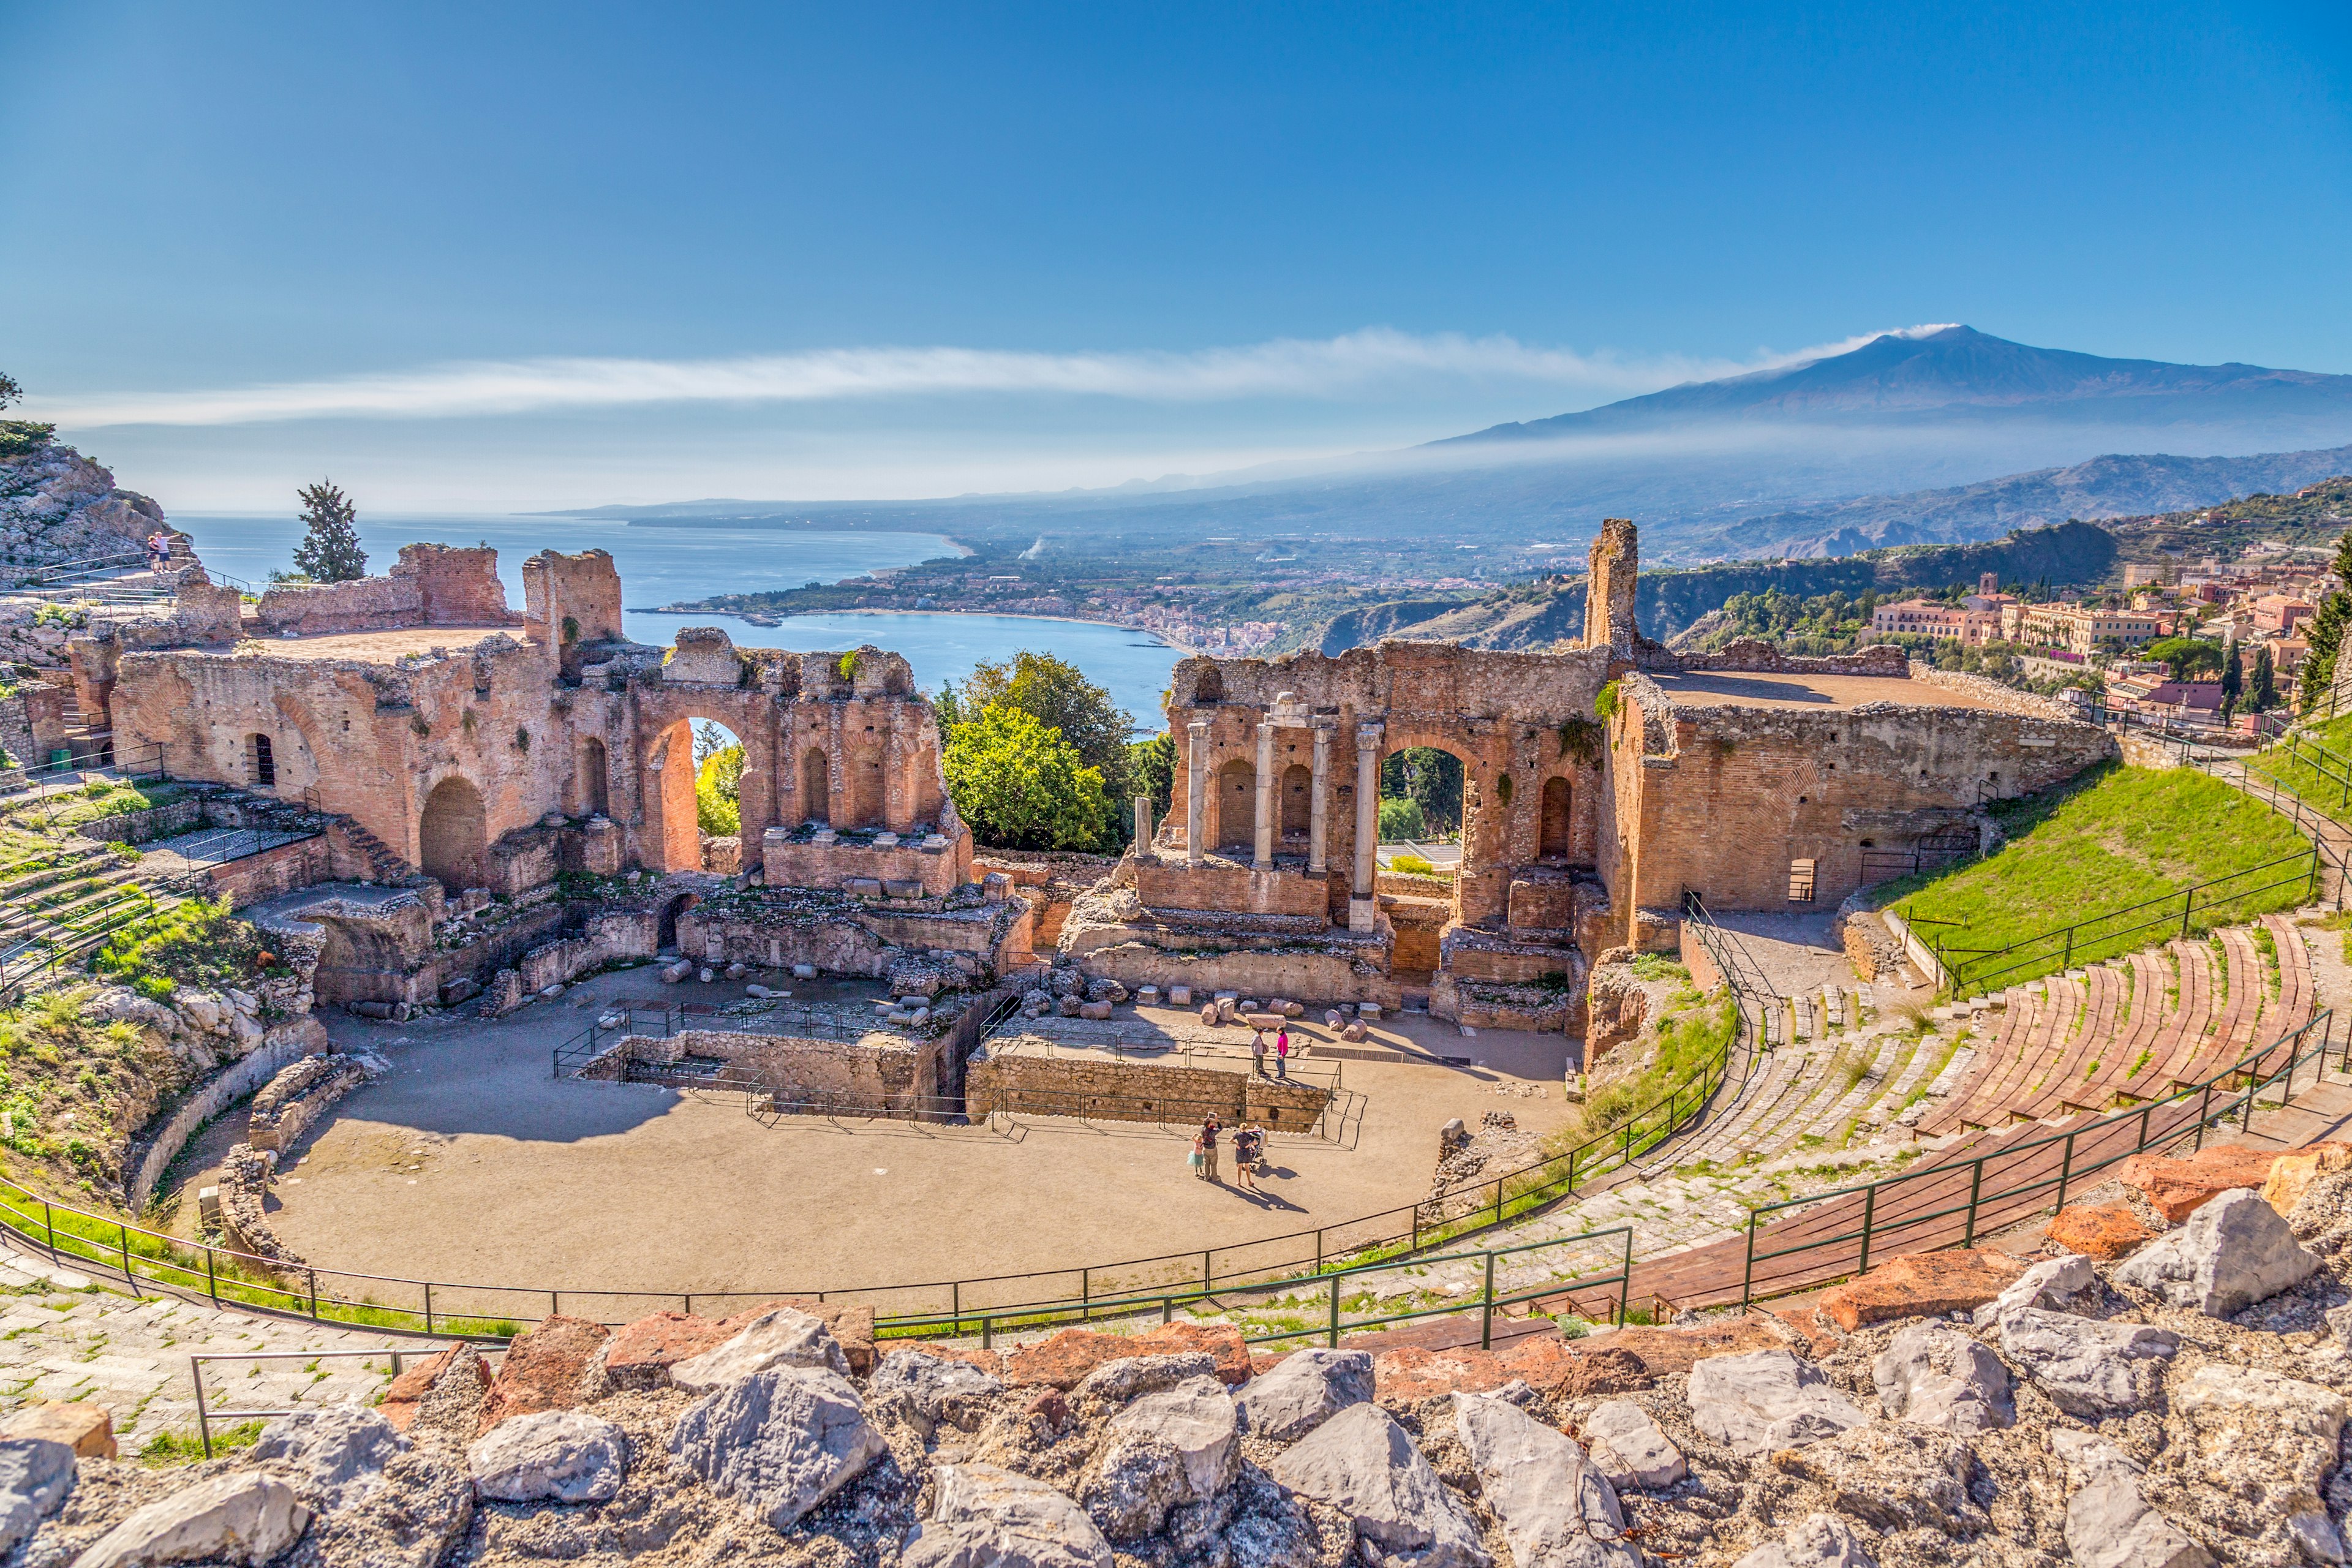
(2147, 637, 2223, 682)
(291, 480, 368, 582)
(941, 650, 1134, 798)
(942, 706, 1112, 851)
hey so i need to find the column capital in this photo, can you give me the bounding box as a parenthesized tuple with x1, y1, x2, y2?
(1355, 722, 1384, 747)
(1187, 718, 1211, 736)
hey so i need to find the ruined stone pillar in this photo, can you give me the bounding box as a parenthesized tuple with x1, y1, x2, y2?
(1308, 723, 1331, 875)
(1185, 720, 1210, 869)
(1252, 720, 1276, 870)
(1133, 794, 1153, 854)
(1351, 723, 1382, 932)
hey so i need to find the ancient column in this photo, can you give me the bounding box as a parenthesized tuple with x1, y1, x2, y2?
(1133, 794, 1153, 854)
(1351, 723, 1382, 930)
(1185, 720, 1210, 868)
(1308, 723, 1331, 874)
(1253, 720, 1276, 870)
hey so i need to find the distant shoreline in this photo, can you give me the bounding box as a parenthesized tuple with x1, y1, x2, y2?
(639, 601, 1202, 658)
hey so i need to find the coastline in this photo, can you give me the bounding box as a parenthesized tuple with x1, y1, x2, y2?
(641, 601, 1205, 658)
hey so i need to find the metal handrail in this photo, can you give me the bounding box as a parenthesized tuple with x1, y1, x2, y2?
(0, 1014, 1740, 1344)
(1733, 1007, 2335, 1306)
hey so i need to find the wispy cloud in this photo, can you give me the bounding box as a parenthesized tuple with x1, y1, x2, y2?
(41, 325, 1957, 428)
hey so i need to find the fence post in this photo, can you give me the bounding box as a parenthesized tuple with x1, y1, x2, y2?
(2181, 887, 2194, 939)
(1962, 1158, 1984, 1248)
(1740, 1213, 1758, 1308)
(1856, 1183, 1877, 1276)
(1480, 1251, 1496, 1350)
(2055, 1131, 2076, 1213)
(1620, 1231, 1634, 1327)
(307, 1270, 318, 1322)
(40, 1200, 53, 1263)
(192, 1356, 212, 1459)
(951, 1280, 960, 1337)
(118, 1223, 132, 1291)
(424, 1283, 434, 1335)
(1328, 1274, 1341, 1348)
(1202, 1251, 1211, 1293)
(205, 1244, 217, 1306)
(1493, 1179, 1503, 1228)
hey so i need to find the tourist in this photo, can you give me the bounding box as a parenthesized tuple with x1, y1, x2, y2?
(1250, 1029, 1267, 1077)
(1274, 1026, 1291, 1079)
(146, 530, 170, 570)
(1199, 1115, 1221, 1183)
(1188, 1131, 1205, 1180)
(1235, 1123, 1264, 1191)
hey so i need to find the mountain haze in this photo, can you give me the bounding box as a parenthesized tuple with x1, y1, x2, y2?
(570, 328, 2352, 567)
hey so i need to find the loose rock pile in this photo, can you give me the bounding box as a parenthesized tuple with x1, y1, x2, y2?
(20, 1157, 2352, 1563)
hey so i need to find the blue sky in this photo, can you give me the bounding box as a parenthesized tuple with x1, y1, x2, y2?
(4, 1, 2349, 508)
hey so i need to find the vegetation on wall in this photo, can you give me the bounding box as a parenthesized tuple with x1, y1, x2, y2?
(92, 898, 284, 998)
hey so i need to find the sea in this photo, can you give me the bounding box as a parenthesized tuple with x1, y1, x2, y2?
(173, 512, 1185, 725)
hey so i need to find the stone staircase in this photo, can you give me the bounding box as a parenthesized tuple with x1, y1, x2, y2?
(0, 843, 167, 968)
(327, 816, 416, 884)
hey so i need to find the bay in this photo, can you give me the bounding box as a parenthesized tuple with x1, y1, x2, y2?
(173, 511, 1184, 725)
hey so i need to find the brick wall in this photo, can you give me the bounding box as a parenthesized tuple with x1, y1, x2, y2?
(621, 1027, 946, 1115)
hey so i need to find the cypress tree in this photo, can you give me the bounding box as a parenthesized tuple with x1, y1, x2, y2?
(2252, 644, 2277, 712)
(290, 481, 367, 582)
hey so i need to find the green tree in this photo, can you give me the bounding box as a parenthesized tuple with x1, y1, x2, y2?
(2220, 645, 2244, 714)
(1380, 747, 1463, 837)
(943, 706, 1112, 851)
(696, 744, 743, 835)
(2251, 644, 2277, 712)
(0, 373, 18, 411)
(2302, 591, 2351, 712)
(2147, 637, 2222, 682)
(291, 481, 368, 582)
(952, 651, 1134, 796)
(1377, 797, 1426, 841)
(1128, 733, 1175, 815)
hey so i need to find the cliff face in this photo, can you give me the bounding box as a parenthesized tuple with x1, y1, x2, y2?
(0, 428, 167, 576)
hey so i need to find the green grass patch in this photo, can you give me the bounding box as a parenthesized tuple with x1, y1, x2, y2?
(1883, 763, 2312, 994)
(140, 1420, 261, 1466)
(2248, 717, 2352, 815)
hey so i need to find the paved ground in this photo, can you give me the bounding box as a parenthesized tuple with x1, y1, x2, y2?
(178, 967, 1575, 1322)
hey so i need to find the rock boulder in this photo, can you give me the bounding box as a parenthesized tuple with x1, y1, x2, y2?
(1686, 1350, 1870, 1456)
(1266, 1403, 1488, 1568)
(1235, 1349, 1373, 1442)
(2114, 1187, 2322, 1316)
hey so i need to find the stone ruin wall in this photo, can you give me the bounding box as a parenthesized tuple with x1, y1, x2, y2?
(963, 1046, 1329, 1129)
(617, 1026, 949, 1115)
(1604, 668, 2119, 916)
(251, 543, 523, 638)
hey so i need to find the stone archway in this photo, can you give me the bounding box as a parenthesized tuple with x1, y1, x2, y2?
(419, 776, 488, 891)
(581, 738, 609, 817)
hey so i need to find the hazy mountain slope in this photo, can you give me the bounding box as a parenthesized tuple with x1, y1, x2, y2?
(1321, 521, 2122, 652)
(1711, 440, 2352, 558)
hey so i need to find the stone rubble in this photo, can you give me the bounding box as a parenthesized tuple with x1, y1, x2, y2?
(24, 1148, 2352, 1564)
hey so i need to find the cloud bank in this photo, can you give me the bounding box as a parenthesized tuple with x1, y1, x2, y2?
(43, 325, 1958, 429)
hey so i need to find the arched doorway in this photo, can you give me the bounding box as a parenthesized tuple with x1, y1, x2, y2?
(1539, 776, 1572, 860)
(418, 777, 488, 890)
(847, 752, 884, 828)
(1280, 763, 1312, 840)
(1216, 759, 1256, 852)
(802, 746, 831, 824)
(245, 734, 275, 788)
(581, 738, 609, 817)
(652, 718, 745, 873)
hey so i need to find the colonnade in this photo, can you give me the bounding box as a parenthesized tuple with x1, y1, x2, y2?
(1180, 701, 1386, 927)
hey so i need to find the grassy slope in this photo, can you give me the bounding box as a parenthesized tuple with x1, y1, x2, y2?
(2248, 715, 2352, 816)
(1885, 764, 2312, 987)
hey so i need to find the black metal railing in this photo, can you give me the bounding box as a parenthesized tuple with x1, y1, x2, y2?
(1733, 1008, 2335, 1307)
(1903, 845, 2321, 1000)
(0, 1011, 1739, 1344)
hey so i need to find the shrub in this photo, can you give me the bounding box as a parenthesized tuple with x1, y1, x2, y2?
(1376, 797, 1425, 841)
(1392, 854, 1438, 875)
